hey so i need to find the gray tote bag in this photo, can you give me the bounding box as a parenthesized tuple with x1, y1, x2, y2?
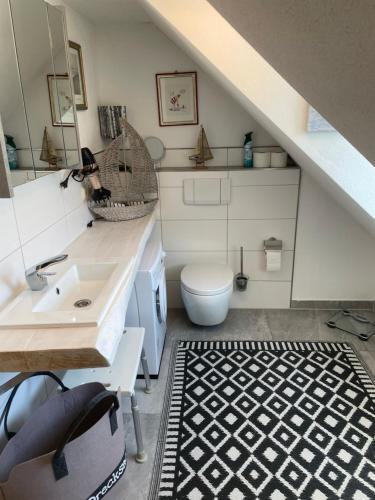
(0, 372, 127, 500)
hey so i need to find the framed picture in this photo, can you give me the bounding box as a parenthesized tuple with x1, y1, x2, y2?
(156, 71, 198, 126)
(68, 41, 88, 110)
(307, 106, 335, 132)
(47, 74, 75, 127)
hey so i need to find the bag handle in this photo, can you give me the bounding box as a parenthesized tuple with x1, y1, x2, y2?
(52, 390, 119, 481)
(3, 371, 69, 440)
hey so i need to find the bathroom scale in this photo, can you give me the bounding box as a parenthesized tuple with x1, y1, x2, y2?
(326, 309, 375, 341)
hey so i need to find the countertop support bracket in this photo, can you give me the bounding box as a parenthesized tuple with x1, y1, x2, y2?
(0, 371, 50, 429)
(0, 372, 35, 395)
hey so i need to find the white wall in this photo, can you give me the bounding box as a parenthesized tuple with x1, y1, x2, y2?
(0, 2, 374, 448)
(49, 0, 103, 152)
(142, 0, 375, 240)
(159, 168, 299, 308)
(94, 21, 302, 308)
(94, 22, 275, 149)
(0, 170, 91, 446)
(0, 0, 96, 449)
(293, 172, 375, 301)
(1, 0, 79, 168)
(94, 18, 375, 305)
(64, 6, 103, 152)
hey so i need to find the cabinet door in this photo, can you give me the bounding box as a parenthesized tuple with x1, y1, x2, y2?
(0, 0, 34, 191)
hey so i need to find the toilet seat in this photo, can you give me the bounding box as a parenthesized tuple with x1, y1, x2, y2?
(181, 264, 233, 296)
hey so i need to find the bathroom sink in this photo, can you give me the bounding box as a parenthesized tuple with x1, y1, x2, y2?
(0, 260, 133, 329)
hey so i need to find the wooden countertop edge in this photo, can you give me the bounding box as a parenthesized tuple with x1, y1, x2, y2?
(0, 348, 109, 372)
(0, 212, 156, 372)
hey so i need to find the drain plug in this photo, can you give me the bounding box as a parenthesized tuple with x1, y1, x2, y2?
(74, 299, 92, 308)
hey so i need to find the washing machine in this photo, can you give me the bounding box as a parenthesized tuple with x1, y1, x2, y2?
(125, 226, 167, 376)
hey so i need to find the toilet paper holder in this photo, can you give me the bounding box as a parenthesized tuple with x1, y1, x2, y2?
(264, 237, 282, 252)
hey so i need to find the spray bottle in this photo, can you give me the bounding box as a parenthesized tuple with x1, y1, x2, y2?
(5, 135, 17, 170)
(243, 132, 253, 168)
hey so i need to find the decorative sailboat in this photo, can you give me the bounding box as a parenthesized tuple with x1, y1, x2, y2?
(40, 126, 59, 168)
(189, 125, 213, 168)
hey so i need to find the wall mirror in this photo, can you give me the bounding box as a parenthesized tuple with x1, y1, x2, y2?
(144, 136, 165, 164)
(0, 0, 81, 197)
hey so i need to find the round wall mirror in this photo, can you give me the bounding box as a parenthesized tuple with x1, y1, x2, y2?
(145, 136, 165, 162)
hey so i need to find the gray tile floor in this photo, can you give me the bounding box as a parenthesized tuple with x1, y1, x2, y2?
(121, 308, 375, 499)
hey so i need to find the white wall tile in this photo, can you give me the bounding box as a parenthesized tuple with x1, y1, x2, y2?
(159, 170, 227, 188)
(160, 188, 227, 220)
(0, 0, 105, 441)
(66, 203, 92, 245)
(230, 281, 291, 308)
(13, 172, 65, 244)
(162, 220, 227, 251)
(206, 148, 227, 167)
(10, 170, 34, 187)
(229, 185, 299, 220)
(165, 251, 227, 280)
(160, 149, 236, 168)
(228, 219, 296, 251)
(228, 251, 294, 281)
(227, 148, 243, 167)
(0, 199, 20, 261)
(60, 170, 87, 214)
(22, 218, 70, 270)
(159, 169, 299, 309)
(161, 149, 195, 168)
(0, 250, 26, 310)
(168, 278, 291, 309)
(166, 281, 183, 308)
(34, 172, 51, 179)
(230, 168, 300, 186)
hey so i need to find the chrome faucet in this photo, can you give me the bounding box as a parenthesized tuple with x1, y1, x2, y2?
(25, 254, 68, 291)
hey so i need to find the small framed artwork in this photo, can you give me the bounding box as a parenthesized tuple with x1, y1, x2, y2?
(68, 41, 88, 110)
(156, 71, 198, 126)
(307, 106, 335, 132)
(47, 74, 75, 127)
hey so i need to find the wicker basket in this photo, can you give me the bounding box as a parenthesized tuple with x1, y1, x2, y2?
(90, 119, 158, 222)
(89, 199, 157, 222)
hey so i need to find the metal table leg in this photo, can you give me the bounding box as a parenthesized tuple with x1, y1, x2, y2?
(140, 348, 152, 394)
(131, 392, 147, 463)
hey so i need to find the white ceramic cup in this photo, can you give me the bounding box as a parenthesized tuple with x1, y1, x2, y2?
(253, 151, 271, 168)
(271, 151, 287, 168)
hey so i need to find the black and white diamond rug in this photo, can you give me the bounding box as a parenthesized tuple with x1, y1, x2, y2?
(150, 341, 375, 500)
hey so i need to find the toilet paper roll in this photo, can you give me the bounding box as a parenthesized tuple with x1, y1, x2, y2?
(266, 250, 281, 271)
(253, 151, 271, 168)
(270, 151, 287, 168)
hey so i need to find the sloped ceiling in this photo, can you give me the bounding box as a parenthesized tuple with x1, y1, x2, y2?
(209, 0, 375, 169)
(141, 0, 375, 236)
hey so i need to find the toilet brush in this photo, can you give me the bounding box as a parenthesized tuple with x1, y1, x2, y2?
(235, 246, 249, 291)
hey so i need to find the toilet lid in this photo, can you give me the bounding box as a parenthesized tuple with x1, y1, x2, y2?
(181, 264, 233, 296)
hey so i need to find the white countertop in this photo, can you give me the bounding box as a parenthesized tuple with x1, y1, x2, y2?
(0, 212, 156, 371)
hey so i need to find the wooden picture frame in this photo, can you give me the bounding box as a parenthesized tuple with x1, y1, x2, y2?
(156, 71, 198, 126)
(68, 41, 88, 110)
(47, 74, 75, 127)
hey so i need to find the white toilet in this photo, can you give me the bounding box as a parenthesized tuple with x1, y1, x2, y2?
(181, 264, 233, 326)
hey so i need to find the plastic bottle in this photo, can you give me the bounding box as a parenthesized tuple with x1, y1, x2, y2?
(243, 132, 253, 168)
(5, 135, 17, 170)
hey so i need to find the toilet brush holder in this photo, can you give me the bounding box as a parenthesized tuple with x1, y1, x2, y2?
(235, 273, 249, 291)
(235, 246, 249, 292)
